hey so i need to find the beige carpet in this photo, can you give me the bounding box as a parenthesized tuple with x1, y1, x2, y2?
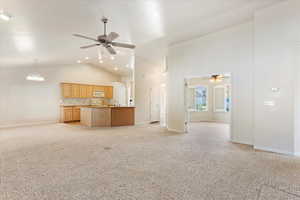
(0, 122, 300, 200)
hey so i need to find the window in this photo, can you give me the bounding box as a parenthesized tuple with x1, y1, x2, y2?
(194, 86, 208, 112)
(225, 84, 231, 112)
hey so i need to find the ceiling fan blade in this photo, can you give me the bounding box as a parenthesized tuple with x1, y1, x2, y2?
(80, 44, 100, 49)
(107, 32, 119, 41)
(73, 34, 98, 42)
(105, 45, 117, 55)
(111, 42, 135, 49)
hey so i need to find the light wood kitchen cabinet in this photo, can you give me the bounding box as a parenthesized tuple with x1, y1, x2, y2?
(73, 107, 81, 121)
(63, 107, 73, 122)
(79, 85, 88, 98)
(93, 85, 105, 92)
(62, 83, 73, 98)
(72, 84, 80, 98)
(104, 86, 113, 99)
(61, 83, 113, 99)
(60, 106, 81, 122)
(87, 85, 94, 98)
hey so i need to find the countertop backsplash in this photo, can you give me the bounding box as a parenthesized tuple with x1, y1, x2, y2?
(61, 98, 111, 106)
(61, 98, 91, 106)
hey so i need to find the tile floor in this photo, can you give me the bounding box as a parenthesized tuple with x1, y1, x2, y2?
(0, 122, 300, 200)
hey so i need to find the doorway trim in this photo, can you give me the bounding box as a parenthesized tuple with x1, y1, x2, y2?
(184, 73, 233, 140)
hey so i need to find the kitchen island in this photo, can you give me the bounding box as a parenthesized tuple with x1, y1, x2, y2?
(80, 106, 135, 127)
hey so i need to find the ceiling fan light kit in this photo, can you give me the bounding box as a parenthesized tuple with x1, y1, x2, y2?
(210, 75, 224, 83)
(73, 17, 135, 55)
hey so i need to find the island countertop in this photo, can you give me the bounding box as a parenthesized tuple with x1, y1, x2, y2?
(80, 106, 135, 109)
(80, 106, 135, 127)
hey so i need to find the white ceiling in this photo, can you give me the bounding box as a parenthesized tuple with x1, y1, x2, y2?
(0, 0, 283, 75)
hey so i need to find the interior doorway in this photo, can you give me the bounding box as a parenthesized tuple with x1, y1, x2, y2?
(184, 74, 232, 140)
(160, 84, 167, 127)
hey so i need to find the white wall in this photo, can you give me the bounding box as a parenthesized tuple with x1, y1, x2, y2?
(0, 64, 120, 127)
(295, 45, 300, 155)
(167, 0, 300, 154)
(188, 77, 231, 123)
(134, 58, 165, 124)
(168, 22, 254, 144)
(254, 0, 300, 155)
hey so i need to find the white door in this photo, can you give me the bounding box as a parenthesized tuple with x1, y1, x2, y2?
(160, 85, 167, 127)
(112, 82, 126, 106)
(150, 87, 160, 122)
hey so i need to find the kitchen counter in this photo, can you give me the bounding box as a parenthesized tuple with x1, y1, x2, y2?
(80, 106, 135, 127)
(83, 106, 135, 109)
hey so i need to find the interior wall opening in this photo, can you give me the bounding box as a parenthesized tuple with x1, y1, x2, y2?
(184, 74, 232, 140)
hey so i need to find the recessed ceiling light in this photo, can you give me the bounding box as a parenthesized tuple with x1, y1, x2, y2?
(114, 67, 118, 71)
(99, 60, 103, 63)
(110, 56, 115, 60)
(0, 10, 12, 21)
(26, 74, 45, 82)
(85, 57, 89, 60)
(77, 60, 81, 63)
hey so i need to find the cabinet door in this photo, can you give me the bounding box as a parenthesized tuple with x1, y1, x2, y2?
(87, 85, 94, 98)
(105, 86, 113, 99)
(72, 84, 80, 98)
(73, 108, 81, 121)
(80, 85, 88, 98)
(64, 109, 73, 122)
(93, 86, 104, 92)
(62, 83, 72, 98)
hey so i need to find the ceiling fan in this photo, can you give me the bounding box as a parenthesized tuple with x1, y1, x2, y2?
(73, 17, 135, 55)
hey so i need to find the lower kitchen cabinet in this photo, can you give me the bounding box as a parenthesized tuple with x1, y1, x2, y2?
(60, 106, 81, 123)
(73, 107, 81, 121)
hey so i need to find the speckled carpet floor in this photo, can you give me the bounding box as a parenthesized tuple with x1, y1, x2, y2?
(0, 122, 300, 200)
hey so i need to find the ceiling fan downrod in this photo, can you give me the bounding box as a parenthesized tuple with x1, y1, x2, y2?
(102, 17, 108, 36)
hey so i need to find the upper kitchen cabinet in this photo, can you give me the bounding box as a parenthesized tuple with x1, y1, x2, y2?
(61, 83, 113, 99)
(72, 84, 80, 98)
(87, 85, 94, 98)
(105, 86, 113, 99)
(93, 85, 105, 92)
(79, 85, 88, 98)
(61, 83, 73, 98)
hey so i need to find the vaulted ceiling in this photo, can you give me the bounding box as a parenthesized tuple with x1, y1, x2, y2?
(0, 0, 283, 75)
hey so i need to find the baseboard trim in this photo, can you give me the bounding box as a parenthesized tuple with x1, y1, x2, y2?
(167, 128, 184, 133)
(190, 120, 230, 124)
(230, 139, 253, 146)
(135, 121, 151, 125)
(254, 146, 294, 156)
(0, 120, 58, 129)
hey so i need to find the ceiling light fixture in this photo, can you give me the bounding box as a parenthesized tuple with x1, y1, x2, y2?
(0, 10, 12, 21)
(85, 56, 89, 60)
(110, 56, 115, 60)
(114, 67, 118, 71)
(209, 75, 223, 83)
(26, 74, 45, 82)
(26, 59, 45, 82)
(77, 60, 81, 63)
(99, 60, 103, 64)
